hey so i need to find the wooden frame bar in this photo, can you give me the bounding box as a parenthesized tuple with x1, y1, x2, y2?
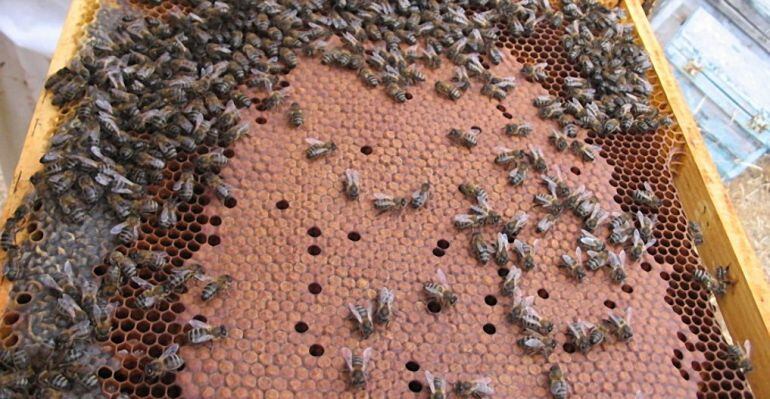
(0, 0, 767, 396)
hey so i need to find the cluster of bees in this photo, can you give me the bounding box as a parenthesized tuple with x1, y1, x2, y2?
(0, 0, 752, 396)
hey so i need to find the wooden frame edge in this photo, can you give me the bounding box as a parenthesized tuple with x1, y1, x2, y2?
(625, 0, 770, 396)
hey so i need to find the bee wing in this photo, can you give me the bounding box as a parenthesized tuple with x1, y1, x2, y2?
(40, 274, 63, 293)
(366, 302, 374, 322)
(497, 233, 509, 250)
(618, 250, 627, 264)
(305, 137, 325, 146)
(532, 239, 540, 252)
(347, 303, 363, 323)
(378, 287, 393, 304)
(344, 169, 360, 184)
(436, 268, 448, 286)
(644, 238, 657, 249)
(424, 370, 436, 393)
(625, 307, 633, 324)
(373, 192, 392, 200)
(633, 229, 641, 242)
(340, 347, 354, 371)
(513, 239, 525, 254)
(109, 221, 129, 235)
(361, 347, 373, 371)
(58, 295, 82, 319)
(189, 319, 211, 329)
(131, 276, 154, 289)
(473, 377, 494, 393)
(63, 260, 75, 280)
(643, 181, 653, 192)
(521, 295, 535, 308)
(743, 340, 751, 357)
(505, 266, 521, 284)
(162, 343, 180, 359)
(575, 247, 582, 261)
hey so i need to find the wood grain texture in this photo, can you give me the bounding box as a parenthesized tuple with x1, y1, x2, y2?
(625, 0, 770, 397)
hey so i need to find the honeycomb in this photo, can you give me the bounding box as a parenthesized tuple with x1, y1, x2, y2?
(0, 0, 754, 398)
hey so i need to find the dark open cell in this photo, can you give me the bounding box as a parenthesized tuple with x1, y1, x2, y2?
(360, 145, 373, 155)
(309, 344, 324, 357)
(276, 199, 290, 210)
(405, 361, 420, 372)
(432, 248, 445, 257)
(483, 323, 496, 335)
(348, 231, 361, 241)
(308, 245, 322, 256)
(307, 226, 322, 237)
(484, 295, 498, 306)
(497, 268, 509, 278)
(427, 301, 442, 313)
(437, 239, 450, 249)
(408, 380, 423, 393)
(295, 321, 309, 333)
(308, 283, 322, 295)
(604, 300, 617, 309)
(537, 288, 549, 299)
(570, 166, 581, 175)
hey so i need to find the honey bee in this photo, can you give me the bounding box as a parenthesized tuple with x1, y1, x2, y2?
(90, 300, 117, 341)
(447, 128, 477, 149)
(632, 181, 660, 209)
(517, 332, 557, 359)
(343, 169, 361, 201)
(108, 251, 136, 280)
(458, 183, 488, 203)
(548, 364, 571, 399)
(559, 248, 586, 283)
(508, 162, 529, 186)
(348, 302, 375, 339)
(386, 83, 407, 103)
(452, 66, 471, 92)
(522, 62, 548, 82)
(424, 268, 458, 310)
(287, 102, 304, 127)
(578, 229, 606, 252)
(158, 198, 178, 229)
(358, 68, 380, 87)
(570, 140, 600, 162)
(563, 185, 588, 211)
(493, 233, 510, 266)
(584, 206, 607, 232)
(132, 277, 171, 309)
(503, 122, 532, 137)
(0, 219, 19, 251)
(341, 347, 372, 390)
(305, 137, 337, 160)
(726, 340, 752, 374)
(502, 212, 529, 239)
(172, 171, 195, 202)
(688, 220, 704, 246)
(77, 174, 103, 204)
(57, 294, 87, 323)
(166, 263, 205, 291)
(470, 231, 492, 265)
(500, 266, 522, 297)
(607, 250, 627, 284)
(201, 274, 233, 301)
(435, 80, 462, 101)
(129, 250, 166, 272)
(425, 370, 448, 399)
(536, 214, 557, 234)
(145, 343, 184, 380)
(494, 147, 525, 169)
(549, 129, 569, 152)
(514, 239, 539, 271)
(534, 187, 562, 216)
(374, 287, 395, 326)
(186, 319, 227, 345)
(373, 193, 408, 214)
(454, 377, 494, 398)
(541, 167, 570, 198)
(0, 369, 32, 391)
(195, 149, 228, 171)
(110, 216, 140, 245)
(563, 123, 579, 138)
(566, 320, 604, 354)
(469, 202, 502, 226)
(410, 182, 431, 209)
(527, 145, 548, 172)
(262, 89, 288, 110)
(585, 250, 608, 271)
(602, 307, 634, 342)
(627, 229, 655, 261)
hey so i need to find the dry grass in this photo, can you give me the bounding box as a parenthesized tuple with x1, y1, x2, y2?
(727, 155, 770, 282)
